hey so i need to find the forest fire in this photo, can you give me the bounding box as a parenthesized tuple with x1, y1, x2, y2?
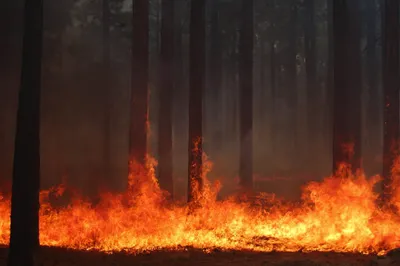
(0, 156, 400, 256)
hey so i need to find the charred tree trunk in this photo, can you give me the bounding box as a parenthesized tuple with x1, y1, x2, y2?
(7, 0, 42, 265)
(239, 0, 254, 192)
(209, 0, 223, 150)
(382, 0, 399, 200)
(129, 0, 149, 170)
(332, 0, 362, 173)
(270, 37, 277, 156)
(158, 0, 174, 196)
(287, 0, 298, 168)
(365, 0, 380, 175)
(326, 0, 334, 163)
(102, 0, 111, 185)
(173, 1, 186, 152)
(188, 0, 206, 202)
(304, 0, 317, 160)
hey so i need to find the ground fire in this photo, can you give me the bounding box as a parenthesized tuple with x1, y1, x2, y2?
(0, 155, 400, 256)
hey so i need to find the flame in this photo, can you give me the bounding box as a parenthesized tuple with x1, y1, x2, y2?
(1, 155, 400, 255)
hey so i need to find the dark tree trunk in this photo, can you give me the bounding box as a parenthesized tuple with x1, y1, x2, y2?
(188, 0, 206, 202)
(228, 33, 239, 139)
(259, 42, 267, 120)
(102, 0, 111, 185)
(239, 0, 254, 191)
(287, 0, 298, 167)
(365, 0, 380, 175)
(304, 0, 317, 159)
(158, 0, 174, 196)
(270, 40, 277, 155)
(209, 0, 223, 150)
(173, 1, 187, 157)
(7, 0, 43, 265)
(382, 0, 399, 200)
(129, 0, 149, 170)
(325, 0, 333, 162)
(332, 0, 362, 173)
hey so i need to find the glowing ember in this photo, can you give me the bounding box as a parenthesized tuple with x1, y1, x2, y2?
(1, 155, 400, 255)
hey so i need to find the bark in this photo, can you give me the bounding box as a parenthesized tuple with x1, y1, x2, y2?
(129, 0, 149, 168)
(158, 0, 174, 196)
(188, 0, 206, 202)
(382, 0, 399, 200)
(332, 0, 362, 173)
(7, 0, 43, 264)
(239, 0, 254, 191)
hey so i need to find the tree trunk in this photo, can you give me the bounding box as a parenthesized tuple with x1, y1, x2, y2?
(305, 0, 317, 161)
(158, 0, 174, 196)
(326, 0, 333, 167)
(287, 0, 298, 169)
(382, 0, 399, 200)
(188, 0, 206, 202)
(332, 0, 362, 173)
(209, 0, 223, 151)
(365, 0, 380, 175)
(239, 0, 254, 192)
(130, 0, 149, 170)
(7, 0, 42, 265)
(102, 0, 111, 186)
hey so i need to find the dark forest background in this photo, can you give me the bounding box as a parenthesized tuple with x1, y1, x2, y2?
(0, 0, 384, 200)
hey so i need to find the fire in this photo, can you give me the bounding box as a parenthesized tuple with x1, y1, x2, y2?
(0, 155, 400, 255)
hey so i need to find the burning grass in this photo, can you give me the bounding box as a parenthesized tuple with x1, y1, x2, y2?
(0, 155, 400, 256)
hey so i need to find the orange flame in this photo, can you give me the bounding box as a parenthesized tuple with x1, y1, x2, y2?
(1, 155, 400, 255)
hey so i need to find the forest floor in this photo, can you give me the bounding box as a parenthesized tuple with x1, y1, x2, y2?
(0, 246, 399, 266)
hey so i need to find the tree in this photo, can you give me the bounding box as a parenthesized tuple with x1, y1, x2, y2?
(129, 0, 149, 171)
(7, 0, 43, 264)
(158, 0, 174, 196)
(209, 0, 223, 151)
(102, 0, 111, 185)
(365, 0, 380, 175)
(239, 0, 254, 192)
(304, 0, 317, 162)
(286, 0, 298, 169)
(382, 0, 399, 200)
(188, 0, 206, 202)
(332, 0, 362, 173)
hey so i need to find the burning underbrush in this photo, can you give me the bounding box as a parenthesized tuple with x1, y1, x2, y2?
(0, 155, 400, 256)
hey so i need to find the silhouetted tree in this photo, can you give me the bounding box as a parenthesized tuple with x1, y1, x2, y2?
(382, 0, 399, 200)
(102, 0, 111, 184)
(332, 0, 362, 173)
(209, 0, 223, 150)
(239, 0, 254, 192)
(365, 0, 380, 175)
(286, 0, 298, 167)
(304, 0, 317, 160)
(188, 0, 206, 202)
(158, 0, 174, 196)
(7, 0, 43, 264)
(270, 17, 277, 156)
(129, 0, 149, 170)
